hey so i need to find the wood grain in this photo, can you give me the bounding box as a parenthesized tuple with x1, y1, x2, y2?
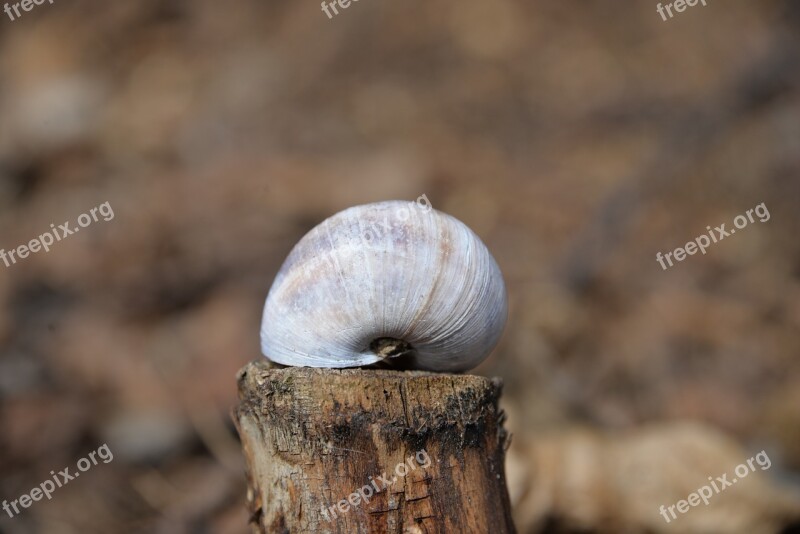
(234, 360, 516, 533)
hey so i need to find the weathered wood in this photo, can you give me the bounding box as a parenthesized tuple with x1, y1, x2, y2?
(234, 359, 516, 534)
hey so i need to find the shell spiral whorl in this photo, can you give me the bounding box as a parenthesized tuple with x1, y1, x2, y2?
(260, 200, 507, 371)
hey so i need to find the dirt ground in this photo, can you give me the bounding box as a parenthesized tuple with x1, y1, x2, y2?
(0, 0, 799, 533)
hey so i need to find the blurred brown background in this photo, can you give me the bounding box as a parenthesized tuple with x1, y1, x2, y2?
(0, 0, 799, 533)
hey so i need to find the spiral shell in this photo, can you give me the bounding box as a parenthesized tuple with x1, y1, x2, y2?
(260, 200, 507, 371)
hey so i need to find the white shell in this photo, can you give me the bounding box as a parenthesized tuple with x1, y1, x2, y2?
(260, 200, 507, 371)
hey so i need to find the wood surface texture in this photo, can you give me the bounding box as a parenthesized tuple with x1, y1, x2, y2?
(234, 360, 516, 533)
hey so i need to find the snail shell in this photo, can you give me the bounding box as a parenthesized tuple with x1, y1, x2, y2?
(260, 200, 507, 371)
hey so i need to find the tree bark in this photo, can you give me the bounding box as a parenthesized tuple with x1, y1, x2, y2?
(234, 359, 516, 534)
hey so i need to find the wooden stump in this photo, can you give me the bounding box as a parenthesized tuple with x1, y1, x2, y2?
(234, 360, 516, 534)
